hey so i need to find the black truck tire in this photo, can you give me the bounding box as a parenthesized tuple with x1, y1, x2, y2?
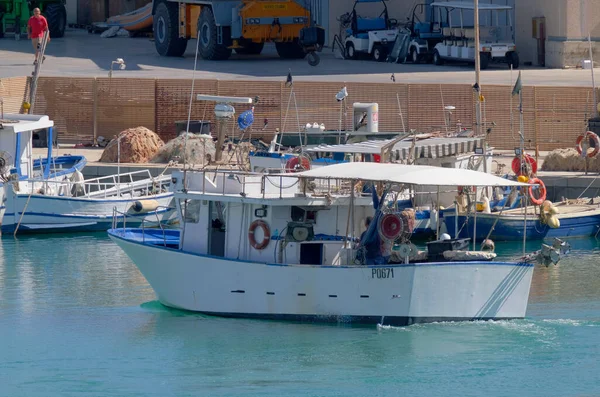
(197, 7, 232, 60)
(44, 3, 66, 38)
(275, 39, 306, 59)
(153, 1, 188, 57)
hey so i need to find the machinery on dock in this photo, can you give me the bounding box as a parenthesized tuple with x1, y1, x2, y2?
(341, 0, 399, 61)
(0, 0, 66, 39)
(151, 0, 325, 64)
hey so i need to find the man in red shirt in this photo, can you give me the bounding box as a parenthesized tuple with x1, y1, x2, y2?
(27, 8, 50, 65)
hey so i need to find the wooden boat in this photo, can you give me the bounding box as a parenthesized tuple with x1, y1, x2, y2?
(107, 162, 565, 326)
(0, 114, 86, 225)
(444, 199, 600, 241)
(2, 170, 176, 234)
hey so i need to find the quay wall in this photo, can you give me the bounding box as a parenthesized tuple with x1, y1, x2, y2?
(1, 76, 598, 152)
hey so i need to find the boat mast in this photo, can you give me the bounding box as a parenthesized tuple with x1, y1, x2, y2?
(474, 0, 487, 174)
(589, 33, 598, 118)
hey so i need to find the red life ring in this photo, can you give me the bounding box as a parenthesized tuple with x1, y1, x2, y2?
(576, 131, 600, 158)
(285, 156, 311, 172)
(248, 220, 270, 250)
(528, 178, 547, 206)
(511, 154, 537, 176)
(379, 213, 403, 241)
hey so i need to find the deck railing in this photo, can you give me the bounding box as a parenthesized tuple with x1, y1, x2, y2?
(21, 170, 171, 199)
(111, 205, 175, 247)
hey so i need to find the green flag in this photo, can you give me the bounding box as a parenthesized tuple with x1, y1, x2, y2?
(512, 71, 522, 96)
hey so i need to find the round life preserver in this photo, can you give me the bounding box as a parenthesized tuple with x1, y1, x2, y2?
(285, 156, 311, 172)
(528, 178, 547, 206)
(511, 154, 537, 177)
(379, 213, 403, 241)
(576, 131, 600, 158)
(248, 220, 270, 250)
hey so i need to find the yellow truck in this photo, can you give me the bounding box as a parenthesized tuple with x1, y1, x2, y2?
(152, 0, 324, 64)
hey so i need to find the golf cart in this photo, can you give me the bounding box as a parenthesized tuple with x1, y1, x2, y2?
(428, 1, 519, 69)
(343, 0, 399, 62)
(406, 3, 448, 63)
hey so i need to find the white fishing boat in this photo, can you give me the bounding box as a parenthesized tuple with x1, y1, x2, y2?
(2, 169, 176, 234)
(0, 114, 87, 225)
(108, 162, 567, 326)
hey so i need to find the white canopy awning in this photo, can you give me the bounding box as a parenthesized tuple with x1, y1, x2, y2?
(0, 114, 54, 134)
(306, 137, 484, 160)
(430, 1, 512, 10)
(294, 162, 529, 187)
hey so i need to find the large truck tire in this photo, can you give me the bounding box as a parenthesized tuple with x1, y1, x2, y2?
(275, 39, 306, 59)
(154, 1, 188, 57)
(197, 7, 231, 60)
(44, 3, 67, 38)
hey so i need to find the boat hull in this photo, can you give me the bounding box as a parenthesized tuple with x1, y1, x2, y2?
(0, 155, 86, 226)
(2, 193, 176, 234)
(108, 229, 534, 325)
(444, 210, 600, 241)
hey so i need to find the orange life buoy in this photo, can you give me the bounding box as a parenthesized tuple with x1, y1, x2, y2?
(248, 220, 270, 250)
(528, 178, 547, 206)
(379, 213, 403, 241)
(285, 156, 311, 172)
(511, 154, 537, 176)
(576, 131, 600, 158)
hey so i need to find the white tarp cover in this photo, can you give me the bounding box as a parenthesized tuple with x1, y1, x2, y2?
(293, 162, 530, 187)
(430, 1, 512, 10)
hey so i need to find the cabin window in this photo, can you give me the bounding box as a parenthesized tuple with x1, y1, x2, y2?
(291, 206, 305, 222)
(291, 206, 317, 223)
(182, 199, 201, 223)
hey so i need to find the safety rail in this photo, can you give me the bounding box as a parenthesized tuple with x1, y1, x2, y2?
(179, 168, 464, 201)
(19, 170, 171, 199)
(111, 205, 175, 247)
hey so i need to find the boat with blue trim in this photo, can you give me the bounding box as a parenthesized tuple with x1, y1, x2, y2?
(2, 169, 177, 234)
(108, 162, 567, 326)
(0, 114, 86, 225)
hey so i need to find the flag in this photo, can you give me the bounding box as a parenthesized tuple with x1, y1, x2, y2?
(512, 71, 522, 96)
(285, 70, 293, 87)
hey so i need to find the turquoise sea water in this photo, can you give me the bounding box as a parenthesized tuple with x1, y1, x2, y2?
(1, 234, 599, 397)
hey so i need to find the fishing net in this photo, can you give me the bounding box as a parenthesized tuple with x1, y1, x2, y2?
(99, 126, 164, 163)
(150, 133, 216, 165)
(541, 148, 600, 172)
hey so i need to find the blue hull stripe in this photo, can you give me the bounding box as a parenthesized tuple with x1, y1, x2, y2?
(445, 213, 600, 240)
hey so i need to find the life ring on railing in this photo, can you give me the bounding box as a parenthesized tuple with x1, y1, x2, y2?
(248, 220, 271, 250)
(576, 131, 600, 158)
(285, 156, 311, 173)
(511, 154, 537, 177)
(378, 213, 403, 241)
(528, 177, 547, 206)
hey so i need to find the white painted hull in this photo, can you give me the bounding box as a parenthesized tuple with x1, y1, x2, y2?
(2, 192, 176, 234)
(109, 231, 534, 325)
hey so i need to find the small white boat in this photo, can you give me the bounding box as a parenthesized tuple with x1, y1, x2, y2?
(0, 114, 87, 224)
(107, 162, 564, 326)
(2, 170, 176, 234)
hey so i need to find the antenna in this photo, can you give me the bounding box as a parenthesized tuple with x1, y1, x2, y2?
(196, 94, 253, 162)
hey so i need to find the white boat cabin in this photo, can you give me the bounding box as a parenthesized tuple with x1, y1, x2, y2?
(173, 169, 373, 266)
(0, 113, 51, 178)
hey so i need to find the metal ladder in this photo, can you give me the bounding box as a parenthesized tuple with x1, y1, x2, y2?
(27, 30, 49, 113)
